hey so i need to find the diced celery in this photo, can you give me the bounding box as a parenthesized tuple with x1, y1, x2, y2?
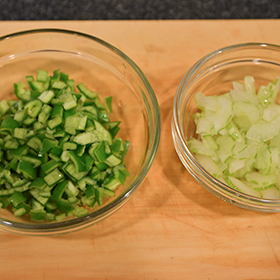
(190, 76, 280, 199)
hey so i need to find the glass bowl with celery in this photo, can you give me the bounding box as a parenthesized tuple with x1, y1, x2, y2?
(0, 29, 161, 235)
(172, 42, 280, 212)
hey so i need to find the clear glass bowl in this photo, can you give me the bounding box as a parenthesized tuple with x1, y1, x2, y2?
(172, 42, 280, 212)
(0, 29, 161, 235)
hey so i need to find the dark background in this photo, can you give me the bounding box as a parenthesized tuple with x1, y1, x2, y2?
(0, 0, 279, 20)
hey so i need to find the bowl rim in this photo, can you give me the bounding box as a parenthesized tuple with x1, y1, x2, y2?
(0, 28, 161, 234)
(173, 42, 280, 209)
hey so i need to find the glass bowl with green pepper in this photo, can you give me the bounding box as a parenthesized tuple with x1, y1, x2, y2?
(0, 29, 161, 235)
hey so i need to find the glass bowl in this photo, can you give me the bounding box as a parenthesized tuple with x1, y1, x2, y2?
(172, 42, 280, 212)
(0, 29, 161, 235)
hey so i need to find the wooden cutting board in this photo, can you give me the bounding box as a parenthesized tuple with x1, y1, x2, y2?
(0, 20, 280, 280)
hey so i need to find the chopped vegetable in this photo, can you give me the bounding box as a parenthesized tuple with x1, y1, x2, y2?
(190, 76, 280, 199)
(0, 69, 130, 221)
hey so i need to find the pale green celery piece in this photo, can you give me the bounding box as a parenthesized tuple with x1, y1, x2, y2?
(254, 142, 270, 171)
(207, 94, 233, 134)
(225, 176, 261, 197)
(194, 91, 219, 112)
(257, 77, 280, 107)
(232, 100, 261, 131)
(232, 81, 246, 92)
(232, 156, 256, 178)
(246, 115, 280, 142)
(226, 120, 244, 142)
(261, 186, 280, 199)
(218, 128, 229, 136)
(232, 141, 257, 160)
(270, 131, 280, 149)
(216, 160, 228, 173)
(228, 158, 246, 175)
(274, 168, 280, 190)
(257, 85, 272, 107)
(216, 135, 235, 163)
(271, 77, 280, 103)
(262, 103, 280, 122)
(196, 117, 214, 136)
(201, 135, 218, 151)
(244, 75, 256, 94)
(195, 154, 223, 179)
(189, 138, 218, 161)
(257, 146, 279, 176)
(244, 171, 277, 187)
(243, 180, 271, 192)
(230, 88, 259, 104)
(193, 112, 201, 126)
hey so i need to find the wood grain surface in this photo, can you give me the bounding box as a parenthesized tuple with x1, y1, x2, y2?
(0, 20, 280, 280)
